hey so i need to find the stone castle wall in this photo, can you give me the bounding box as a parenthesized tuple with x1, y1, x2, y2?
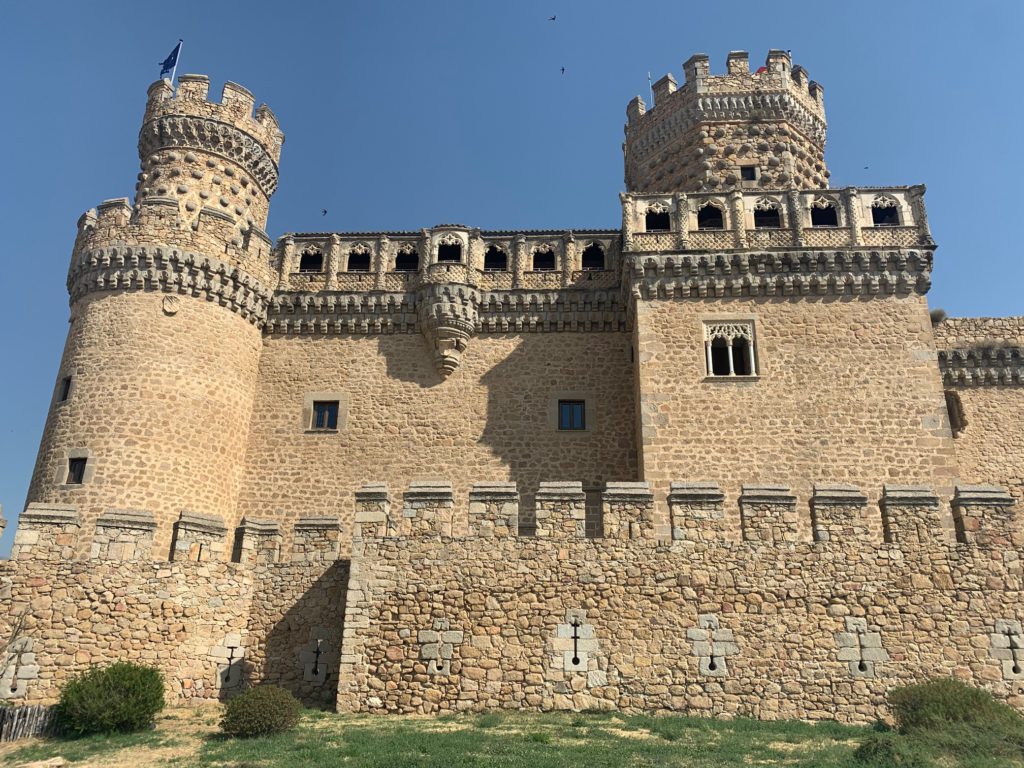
(633, 294, 959, 513)
(235, 332, 638, 552)
(338, 480, 1023, 723)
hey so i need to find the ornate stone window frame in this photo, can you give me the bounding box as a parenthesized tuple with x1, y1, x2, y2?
(809, 194, 842, 227)
(869, 194, 902, 227)
(643, 200, 673, 232)
(752, 195, 784, 229)
(482, 243, 510, 272)
(302, 392, 350, 434)
(530, 243, 559, 273)
(702, 318, 759, 379)
(695, 198, 727, 231)
(347, 242, 373, 272)
(434, 231, 465, 265)
(297, 245, 325, 274)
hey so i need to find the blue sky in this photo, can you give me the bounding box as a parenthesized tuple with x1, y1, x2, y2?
(0, 0, 1021, 554)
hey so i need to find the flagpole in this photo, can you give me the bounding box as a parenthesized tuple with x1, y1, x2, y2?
(169, 39, 183, 86)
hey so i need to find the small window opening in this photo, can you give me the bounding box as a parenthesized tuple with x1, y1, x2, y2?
(59, 376, 72, 402)
(811, 203, 839, 227)
(581, 244, 605, 271)
(533, 249, 556, 271)
(871, 204, 900, 226)
(710, 339, 731, 376)
(945, 390, 967, 437)
(645, 210, 671, 232)
(66, 457, 86, 485)
(740, 166, 757, 181)
(753, 205, 781, 229)
(558, 400, 585, 430)
(311, 401, 339, 430)
(437, 242, 462, 263)
(348, 250, 371, 272)
(298, 249, 324, 273)
(483, 246, 508, 271)
(584, 489, 604, 539)
(697, 205, 724, 230)
(395, 249, 419, 272)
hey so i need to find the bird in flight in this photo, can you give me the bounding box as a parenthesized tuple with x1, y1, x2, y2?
(548, 15, 556, 21)
(561, 67, 565, 75)
(321, 209, 327, 216)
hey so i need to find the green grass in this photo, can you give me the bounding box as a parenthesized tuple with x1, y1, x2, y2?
(4, 707, 1024, 767)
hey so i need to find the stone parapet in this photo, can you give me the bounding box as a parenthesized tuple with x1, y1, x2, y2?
(535, 481, 586, 538)
(740, 485, 799, 543)
(668, 482, 727, 543)
(354, 483, 393, 539)
(172, 511, 228, 562)
(811, 485, 871, 543)
(399, 481, 455, 537)
(91, 509, 157, 561)
(11, 504, 80, 561)
(881, 485, 942, 547)
(468, 482, 519, 538)
(602, 481, 661, 540)
(292, 517, 343, 561)
(953, 485, 1017, 548)
(236, 517, 282, 565)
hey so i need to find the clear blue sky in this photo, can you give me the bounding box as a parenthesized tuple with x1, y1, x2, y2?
(1, 0, 1021, 555)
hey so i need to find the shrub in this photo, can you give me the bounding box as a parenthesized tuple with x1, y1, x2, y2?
(853, 732, 929, 767)
(888, 678, 1022, 734)
(57, 662, 165, 735)
(220, 685, 302, 738)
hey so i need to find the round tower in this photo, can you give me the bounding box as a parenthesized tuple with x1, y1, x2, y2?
(25, 76, 284, 559)
(623, 50, 828, 193)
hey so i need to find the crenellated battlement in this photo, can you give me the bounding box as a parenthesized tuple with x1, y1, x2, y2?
(7, 479, 1018, 565)
(624, 50, 829, 193)
(143, 76, 283, 165)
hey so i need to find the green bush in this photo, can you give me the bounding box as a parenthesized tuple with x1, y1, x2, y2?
(888, 678, 1023, 734)
(57, 662, 165, 735)
(853, 732, 929, 767)
(220, 685, 302, 738)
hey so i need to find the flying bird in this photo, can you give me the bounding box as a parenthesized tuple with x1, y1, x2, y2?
(548, 15, 556, 21)
(321, 209, 327, 216)
(561, 67, 565, 75)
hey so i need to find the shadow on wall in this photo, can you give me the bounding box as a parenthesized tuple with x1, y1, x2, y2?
(247, 561, 350, 709)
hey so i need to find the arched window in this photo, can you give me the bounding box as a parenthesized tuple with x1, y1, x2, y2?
(581, 243, 605, 271)
(870, 195, 901, 226)
(437, 239, 462, 263)
(483, 245, 508, 272)
(703, 321, 757, 377)
(697, 202, 725, 230)
(395, 247, 419, 272)
(810, 197, 839, 227)
(298, 247, 323, 273)
(645, 206, 671, 232)
(753, 197, 782, 229)
(348, 247, 371, 272)
(533, 248, 556, 271)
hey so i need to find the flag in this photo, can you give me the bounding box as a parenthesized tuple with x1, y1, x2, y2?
(159, 40, 182, 79)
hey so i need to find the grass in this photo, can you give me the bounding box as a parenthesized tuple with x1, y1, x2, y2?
(0, 705, 1021, 767)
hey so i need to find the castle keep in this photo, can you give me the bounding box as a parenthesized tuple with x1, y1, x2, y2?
(2, 50, 1023, 721)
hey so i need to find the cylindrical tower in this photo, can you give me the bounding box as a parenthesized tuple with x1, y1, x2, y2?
(26, 75, 284, 558)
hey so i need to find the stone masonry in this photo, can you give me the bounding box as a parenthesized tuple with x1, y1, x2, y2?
(1, 48, 1022, 723)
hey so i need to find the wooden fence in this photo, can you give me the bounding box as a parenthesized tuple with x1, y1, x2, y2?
(0, 704, 61, 742)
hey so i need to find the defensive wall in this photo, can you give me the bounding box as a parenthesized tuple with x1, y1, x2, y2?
(3, 478, 1024, 723)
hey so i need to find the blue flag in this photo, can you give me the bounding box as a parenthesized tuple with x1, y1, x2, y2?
(159, 40, 182, 79)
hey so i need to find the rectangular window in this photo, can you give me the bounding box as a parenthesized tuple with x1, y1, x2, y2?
(66, 457, 87, 484)
(740, 166, 757, 181)
(59, 376, 72, 402)
(558, 400, 585, 431)
(311, 401, 339, 430)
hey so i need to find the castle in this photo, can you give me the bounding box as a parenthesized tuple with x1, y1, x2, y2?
(1, 49, 1023, 721)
